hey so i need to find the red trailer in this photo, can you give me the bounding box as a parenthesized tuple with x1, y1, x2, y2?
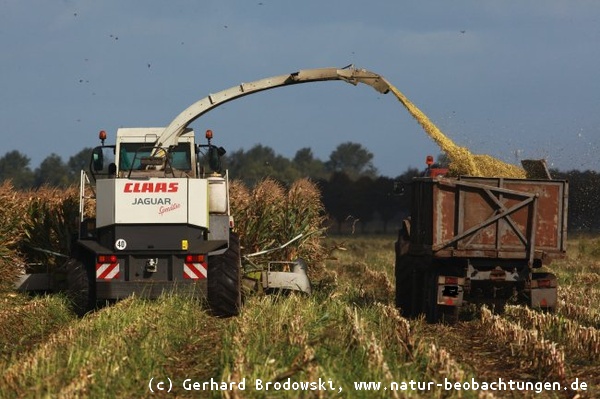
(395, 175, 568, 322)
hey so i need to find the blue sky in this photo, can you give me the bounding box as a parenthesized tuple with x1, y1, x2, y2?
(1, 0, 599, 177)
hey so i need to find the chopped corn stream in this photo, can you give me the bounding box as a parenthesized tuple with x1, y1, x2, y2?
(383, 79, 526, 178)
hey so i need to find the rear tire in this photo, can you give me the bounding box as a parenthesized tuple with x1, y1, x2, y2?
(208, 232, 242, 317)
(395, 221, 415, 317)
(395, 257, 417, 317)
(66, 258, 95, 317)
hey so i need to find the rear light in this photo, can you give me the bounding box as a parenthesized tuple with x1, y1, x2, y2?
(445, 276, 459, 285)
(183, 254, 207, 279)
(96, 254, 120, 280)
(437, 275, 464, 306)
(98, 255, 117, 263)
(185, 254, 205, 263)
(536, 279, 552, 288)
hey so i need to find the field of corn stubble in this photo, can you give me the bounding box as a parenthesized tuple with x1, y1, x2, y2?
(1, 180, 600, 399)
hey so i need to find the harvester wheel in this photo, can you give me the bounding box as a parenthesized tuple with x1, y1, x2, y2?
(208, 232, 242, 317)
(66, 258, 95, 317)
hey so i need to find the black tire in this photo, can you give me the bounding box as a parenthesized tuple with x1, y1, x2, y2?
(395, 222, 415, 317)
(66, 258, 95, 317)
(435, 304, 459, 324)
(395, 256, 416, 317)
(208, 232, 242, 317)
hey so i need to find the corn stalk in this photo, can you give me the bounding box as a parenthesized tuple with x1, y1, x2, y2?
(480, 307, 566, 381)
(230, 178, 327, 278)
(505, 304, 600, 361)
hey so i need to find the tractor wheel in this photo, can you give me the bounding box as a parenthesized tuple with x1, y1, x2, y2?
(66, 258, 95, 317)
(208, 232, 242, 317)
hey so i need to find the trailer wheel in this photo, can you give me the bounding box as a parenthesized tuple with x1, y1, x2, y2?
(436, 304, 459, 324)
(395, 222, 415, 317)
(66, 258, 95, 317)
(208, 232, 242, 317)
(395, 258, 408, 312)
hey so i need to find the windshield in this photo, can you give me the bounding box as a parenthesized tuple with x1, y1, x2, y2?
(119, 143, 192, 171)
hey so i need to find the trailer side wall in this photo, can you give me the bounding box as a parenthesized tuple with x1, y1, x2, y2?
(409, 177, 568, 262)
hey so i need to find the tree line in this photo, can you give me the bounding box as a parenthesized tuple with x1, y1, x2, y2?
(0, 142, 378, 190)
(1, 145, 599, 233)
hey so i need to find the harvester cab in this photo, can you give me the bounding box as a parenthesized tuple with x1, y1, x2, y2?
(88, 127, 213, 181)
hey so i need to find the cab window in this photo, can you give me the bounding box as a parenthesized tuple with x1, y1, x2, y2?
(119, 143, 192, 171)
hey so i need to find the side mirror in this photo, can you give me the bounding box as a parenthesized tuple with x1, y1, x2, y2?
(92, 147, 104, 171)
(208, 146, 226, 172)
(89, 145, 116, 181)
(393, 180, 405, 196)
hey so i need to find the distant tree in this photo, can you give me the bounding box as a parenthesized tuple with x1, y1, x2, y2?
(34, 154, 70, 188)
(0, 150, 34, 189)
(352, 176, 376, 233)
(293, 147, 327, 180)
(320, 172, 355, 233)
(325, 142, 377, 180)
(67, 147, 93, 180)
(395, 166, 421, 183)
(224, 144, 298, 186)
(372, 176, 401, 233)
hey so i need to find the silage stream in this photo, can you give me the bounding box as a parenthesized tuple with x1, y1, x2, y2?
(383, 78, 526, 178)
